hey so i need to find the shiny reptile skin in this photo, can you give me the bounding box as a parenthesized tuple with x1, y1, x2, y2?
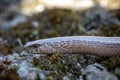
(24, 36, 120, 56)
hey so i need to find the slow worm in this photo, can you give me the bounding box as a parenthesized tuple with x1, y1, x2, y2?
(24, 36, 120, 56)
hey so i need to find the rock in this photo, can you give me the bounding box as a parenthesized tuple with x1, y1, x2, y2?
(82, 63, 119, 80)
(0, 55, 4, 62)
(17, 67, 29, 78)
(32, 21, 39, 28)
(17, 61, 38, 80)
(83, 5, 120, 31)
(17, 60, 48, 80)
(4, 54, 15, 62)
(0, 37, 3, 42)
(0, 6, 27, 29)
(20, 51, 29, 56)
(12, 53, 20, 58)
(38, 72, 46, 80)
(25, 70, 38, 80)
(63, 76, 70, 80)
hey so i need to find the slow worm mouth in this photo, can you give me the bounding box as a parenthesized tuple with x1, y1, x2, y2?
(23, 47, 38, 53)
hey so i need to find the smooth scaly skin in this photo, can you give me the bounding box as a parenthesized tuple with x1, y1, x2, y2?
(24, 36, 120, 56)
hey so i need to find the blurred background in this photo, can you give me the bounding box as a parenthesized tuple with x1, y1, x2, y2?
(0, 0, 120, 43)
(0, 0, 120, 80)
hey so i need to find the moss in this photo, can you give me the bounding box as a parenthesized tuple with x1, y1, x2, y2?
(99, 25, 120, 36)
(0, 9, 87, 54)
(47, 76, 54, 80)
(100, 57, 120, 71)
(115, 68, 120, 77)
(0, 43, 10, 55)
(0, 65, 21, 80)
(35, 9, 86, 38)
(8, 22, 37, 43)
(32, 54, 88, 78)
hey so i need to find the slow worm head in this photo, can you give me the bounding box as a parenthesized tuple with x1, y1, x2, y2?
(24, 36, 120, 57)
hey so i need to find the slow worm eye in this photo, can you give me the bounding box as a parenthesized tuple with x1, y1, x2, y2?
(27, 44, 40, 49)
(33, 45, 38, 48)
(33, 44, 41, 48)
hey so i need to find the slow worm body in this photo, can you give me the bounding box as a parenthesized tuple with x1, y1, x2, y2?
(24, 36, 120, 56)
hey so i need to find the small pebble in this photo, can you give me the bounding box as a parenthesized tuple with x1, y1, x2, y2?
(26, 70, 38, 80)
(32, 21, 39, 28)
(17, 67, 29, 78)
(63, 76, 70, 80)
(0, 37, 3, 42)
(20, 51, 29, 56)
(4, 54, 15, 62)
(12, 53, 20, 58)
(76, 63, 81, 68)
(38, 72, 46, 80)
